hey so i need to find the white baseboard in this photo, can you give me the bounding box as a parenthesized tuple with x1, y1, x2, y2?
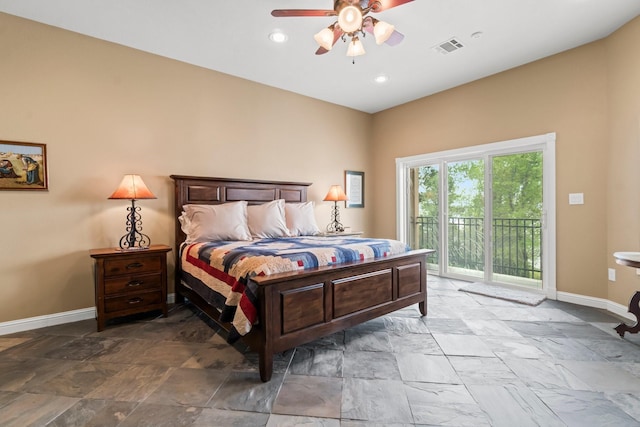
(556, 291, 634, 321)
(0, 293, 177, 336)
(1, 292, 633, 336)
(606, 300, 635, 322)
(0, 307, 96, 336)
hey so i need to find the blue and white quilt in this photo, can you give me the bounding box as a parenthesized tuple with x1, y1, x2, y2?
(180, 236, 409, 342)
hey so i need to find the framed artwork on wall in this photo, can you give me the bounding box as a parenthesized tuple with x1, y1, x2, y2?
(0, 141, 48, 191)
(345, 170, 364, 208)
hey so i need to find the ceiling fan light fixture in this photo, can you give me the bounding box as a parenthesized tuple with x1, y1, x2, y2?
(314, 26, 335, 50)
(338, 5, 363, 33)
(373, 20, 395, 45)
(346, 36, 366, 57)
(271, 0, 412, 58)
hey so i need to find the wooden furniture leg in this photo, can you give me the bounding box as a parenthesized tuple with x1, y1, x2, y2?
(419, 300, 427, 316)
(259, 350, 273, 382)
(615, 291, 640, 337)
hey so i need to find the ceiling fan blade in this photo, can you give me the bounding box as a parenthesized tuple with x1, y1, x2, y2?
(384, 29, 404, 46)
(368, 0, 414, 13)
(271, 9, 337, 17)
(316, 26, 344, 55)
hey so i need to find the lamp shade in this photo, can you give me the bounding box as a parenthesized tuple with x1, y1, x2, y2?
(108, 174, 157, 200)
(346, 37, 366, 57)
(314, 26, 335, 50)
(323, 185, 348, 202)
(338, 5, 363, 33)
(373, 20, 395, 45)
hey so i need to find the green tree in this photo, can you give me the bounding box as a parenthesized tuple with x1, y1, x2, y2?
(417, 165, 439, 218)
(415, 151, 543, 279)
(446, 160, 484, 218)
(424, 153, 542, 219)
(492, 152, 542, 219)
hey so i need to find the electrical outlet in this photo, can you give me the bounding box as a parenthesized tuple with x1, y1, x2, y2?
(608, 268, 616, 281)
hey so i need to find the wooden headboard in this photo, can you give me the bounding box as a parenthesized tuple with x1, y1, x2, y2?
(170, 175, 312, 247)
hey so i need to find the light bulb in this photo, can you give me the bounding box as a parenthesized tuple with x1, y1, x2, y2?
(338, 5, 363, 33)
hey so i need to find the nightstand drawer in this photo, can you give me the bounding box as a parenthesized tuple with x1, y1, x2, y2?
(104, 290, 162, 313)
(104, 255, 162, 277)
(104, 273, 162, 295)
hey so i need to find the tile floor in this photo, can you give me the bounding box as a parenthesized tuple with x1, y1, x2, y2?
(2, 276, 640, 426)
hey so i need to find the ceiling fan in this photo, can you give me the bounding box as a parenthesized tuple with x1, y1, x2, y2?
(271, 0, 413, 59)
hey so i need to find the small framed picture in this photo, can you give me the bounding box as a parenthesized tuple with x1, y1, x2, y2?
(345, 170, 364, 208)
(0, 141, 48, 191)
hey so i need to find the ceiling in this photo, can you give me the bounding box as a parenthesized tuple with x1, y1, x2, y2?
(0, 0, 639, 113)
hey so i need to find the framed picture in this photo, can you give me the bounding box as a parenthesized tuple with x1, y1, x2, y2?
(0, 141, 48, 191)
(345, 170, 364, 208)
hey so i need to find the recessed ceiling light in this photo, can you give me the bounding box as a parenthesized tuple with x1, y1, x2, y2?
(471, 31, 483, 39)
(269, 30, 288, 43)
(374, 74, 389, 84)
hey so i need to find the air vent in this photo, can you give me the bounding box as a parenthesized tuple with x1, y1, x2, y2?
(433, 37, 464, 55)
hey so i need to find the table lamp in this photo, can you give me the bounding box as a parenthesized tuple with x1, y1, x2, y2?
(323, 184, 348, 232)
(109, 174, 157, 250)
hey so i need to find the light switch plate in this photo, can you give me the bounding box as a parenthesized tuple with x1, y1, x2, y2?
(569, 193, 584, 205)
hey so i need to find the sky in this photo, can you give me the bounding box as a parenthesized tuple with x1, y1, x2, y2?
(0, 143, 43, 156)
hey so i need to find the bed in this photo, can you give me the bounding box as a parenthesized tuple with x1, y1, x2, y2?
(171, 175, 433, 381)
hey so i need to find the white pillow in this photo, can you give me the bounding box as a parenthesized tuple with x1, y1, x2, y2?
(247, 199, 290, 238)
(180, 201, 252, 242)
(285, 202, 320, 236)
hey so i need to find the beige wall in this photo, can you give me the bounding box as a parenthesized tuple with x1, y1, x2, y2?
(371, 20, 640, 301)
(2, 11, 639, 325)
(606, 17, 640, 305)
(0, 13, 372, 323)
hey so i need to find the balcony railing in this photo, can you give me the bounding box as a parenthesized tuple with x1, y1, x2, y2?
(415, 216, 542, 280)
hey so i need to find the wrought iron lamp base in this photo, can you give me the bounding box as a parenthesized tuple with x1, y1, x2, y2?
(326, 201, 345, 233)
(118, 199, 151, 250)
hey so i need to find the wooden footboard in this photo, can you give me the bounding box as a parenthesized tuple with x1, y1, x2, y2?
(252, 249, 430, 381)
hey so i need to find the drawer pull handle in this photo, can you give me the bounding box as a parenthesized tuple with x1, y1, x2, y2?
(127, 280, 143, 287)
(126, 262, 143, 269)
(128, 297, 143, 304)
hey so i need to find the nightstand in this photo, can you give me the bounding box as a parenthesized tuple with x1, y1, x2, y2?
(90, 244, 171, 331)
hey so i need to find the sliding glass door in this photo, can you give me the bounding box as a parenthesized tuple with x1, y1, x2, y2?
(397, 134, 555, 294)
(491, 152, 543, 287)
(445, 159, 485, 280)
